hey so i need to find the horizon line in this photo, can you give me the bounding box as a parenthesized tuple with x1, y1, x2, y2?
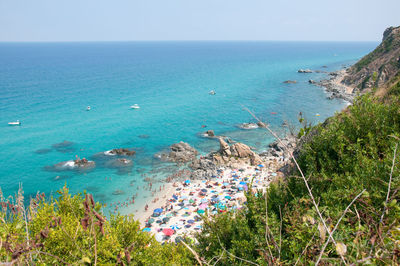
(0, 39, 380, 44)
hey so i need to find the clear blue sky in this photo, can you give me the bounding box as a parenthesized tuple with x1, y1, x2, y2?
(0, 0, 398, 42)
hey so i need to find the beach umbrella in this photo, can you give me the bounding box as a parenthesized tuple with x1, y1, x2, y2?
(142, 228, 151, 233)
(201, 189, 208, 193)
(189, 199, 195, 203)
(271, 172, 277, 176)
(162, 217, 170, 223)
(197, 209, 205, 214)
(198, 205, 207, 210)
(238, 187, 244, 191)
(185, 179, 190, 184)
(185, 224, 192, 228)
(239, 181, 246, 185)
(223, 182, 229, 186)
(172, 194, 178, 200)
(232, 174, 238, 178)
(154, 208, 163, 213)
(258, 164, 264, 168)
(170, 224, 179, 230)
(225, 195, 232, 200)
(155, 233, 164, 242)
(201, 198, 208, 203)
(162, 228, 174, 236)
(187, 219, 195, 224)
(152, 212, 160, 217)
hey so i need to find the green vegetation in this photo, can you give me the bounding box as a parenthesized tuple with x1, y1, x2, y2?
(195, 92, 400, 264)
(0, 186, 193, 265)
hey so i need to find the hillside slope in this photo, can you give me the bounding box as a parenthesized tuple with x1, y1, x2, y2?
(342, 26, 400, 91)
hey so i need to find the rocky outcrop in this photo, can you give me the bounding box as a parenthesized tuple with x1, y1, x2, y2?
(106, 148, 136, 156)
(156, 142, 198, 163)
(298, 69, 313, 73)
(283, 80, 297, 84)
(316, 69, 356, 102)
(45, 157, 95, 172)
(218, 138, 231, 156)
(189, 156, 218, 179)
(213, 138, 262, 166)
(238, 123, 258, 129)
(205, 130, 215, 137)
(260, 135, 297, 158)
(342, 26, 400, 91)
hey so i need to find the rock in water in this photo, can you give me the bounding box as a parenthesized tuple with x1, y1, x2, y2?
(106, 148, 136, 156)
(298, 69, 313, 73)
(283, 80, 297, 84)
(205, 130, 215, 137)
(156, 142, 198, 163)
(238, 123, 258, 129)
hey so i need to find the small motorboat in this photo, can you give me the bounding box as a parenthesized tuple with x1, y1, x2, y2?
(130, 104, 140, 109)
(86, 106, 91, 111)
(8, 120, 21, 126)
(209, 90, 216, 95)
(316, 113, 321, 116)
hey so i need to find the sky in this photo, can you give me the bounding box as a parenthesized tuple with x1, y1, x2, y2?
(0, 0, 399, 42)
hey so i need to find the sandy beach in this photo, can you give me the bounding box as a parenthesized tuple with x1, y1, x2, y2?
(137, 155, 288, 243)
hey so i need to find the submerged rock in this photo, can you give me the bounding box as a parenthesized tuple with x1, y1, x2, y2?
(52, 140, 74, 149)
(105, 158, 133, 168)
(112, 190, 125, 195)
(138, 134, 150, 139)
(283, 80, 297, 84)
(34, 148, 52, 154)
(52, 140, 76, 153)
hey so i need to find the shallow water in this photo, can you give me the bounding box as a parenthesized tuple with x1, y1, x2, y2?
(0, 41, 376, 214)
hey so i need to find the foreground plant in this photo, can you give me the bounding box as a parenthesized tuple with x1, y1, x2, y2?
(0, 185, 193, 265)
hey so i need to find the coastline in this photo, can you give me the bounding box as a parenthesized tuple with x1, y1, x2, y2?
(136, 135, 296, 243)
(134, 66, 355, 243)
(317, 68, 356, 103)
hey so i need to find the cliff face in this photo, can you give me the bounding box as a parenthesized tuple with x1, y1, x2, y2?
(342, 26, 400, 91)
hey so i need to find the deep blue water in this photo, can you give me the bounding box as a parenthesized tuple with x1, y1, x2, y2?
(0, 41, 376, 214)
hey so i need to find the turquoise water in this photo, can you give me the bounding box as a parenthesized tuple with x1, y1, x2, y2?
(0, 41, 376, 214)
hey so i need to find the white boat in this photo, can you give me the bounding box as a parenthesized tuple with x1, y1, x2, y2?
(86, 106, 91, 111)
(8, 120, 21, 126)
(209, 90, 216, 95)
(130, 104, 140, 109)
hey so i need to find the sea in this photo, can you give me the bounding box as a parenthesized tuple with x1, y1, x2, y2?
(0, 41, 376, 215)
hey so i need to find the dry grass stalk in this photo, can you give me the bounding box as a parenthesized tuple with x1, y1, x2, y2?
(315, 189, 366, 265)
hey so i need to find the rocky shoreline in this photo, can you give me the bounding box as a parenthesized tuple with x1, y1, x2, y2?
(316, 68, 356, 102)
